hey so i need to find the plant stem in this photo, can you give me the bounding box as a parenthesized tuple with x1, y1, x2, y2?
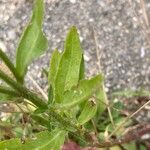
(48, 108, 80, 132)
(0, 85, 19, 97)
(93, 29, 115, 130)
(48, 108, 90, 143)
(0, 70, 47, 109)
(0, 70, 91, 144)
(0, 49, 22, 83)
(0, 70, 88, 140)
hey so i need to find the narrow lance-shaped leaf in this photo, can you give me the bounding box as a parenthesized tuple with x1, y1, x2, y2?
(22, 130, 67, 150)
(56, 75, 103, 109)
(78, 98, 97, 125)
(48, 49, 61, 103)
(57, 94, 97, 130)
(16, 0, 48, 82)
(0, 130, 67, 150)
(54, 27, 83, 102)
(48, 49, 61, 87)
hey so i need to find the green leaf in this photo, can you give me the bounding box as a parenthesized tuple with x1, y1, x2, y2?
(0, 138, 21, 150)
(56, 75, 103, 109)
(48, 50, 61, 104)
(16, 0, 48, 81)
(48, 49, 61, 87)
(78, 98, 97, 125)
(54, 26, 83, 102)
(23, 130, 67, 150)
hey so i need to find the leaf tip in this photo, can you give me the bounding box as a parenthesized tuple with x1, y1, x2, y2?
(71, 26, 77, 31)
(68, 26, 79, 35)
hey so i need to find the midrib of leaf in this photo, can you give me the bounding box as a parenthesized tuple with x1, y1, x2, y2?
(64, 33, 74, 90)
(57, 75, 103, 109)
(16, 23, 41, 78)
(59, 99, 83, 108)
(25, 25, 40, 66)
(59, 88, 99, 109)
(54, 27, 82, 102)
(36, 131, 63, 150)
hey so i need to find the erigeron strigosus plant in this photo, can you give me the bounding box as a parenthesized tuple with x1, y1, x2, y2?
(0, 0, 106, 149)
(0, 0, 149, 150)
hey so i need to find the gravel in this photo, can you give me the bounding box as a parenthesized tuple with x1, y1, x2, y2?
(0, 0, 150, 94)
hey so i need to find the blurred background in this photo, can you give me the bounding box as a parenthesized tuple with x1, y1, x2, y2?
(0, 0, 150, 94)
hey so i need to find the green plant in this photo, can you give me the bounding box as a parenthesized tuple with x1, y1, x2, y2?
(0, 0, 149, 150)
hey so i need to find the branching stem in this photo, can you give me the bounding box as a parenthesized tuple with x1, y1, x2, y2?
(0, 49, 22, 83)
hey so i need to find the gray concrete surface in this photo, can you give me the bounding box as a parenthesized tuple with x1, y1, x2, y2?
(0, 0, 150, 94)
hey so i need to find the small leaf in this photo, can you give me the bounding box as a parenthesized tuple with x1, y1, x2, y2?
(54, 27, 83, 102)
(48, 50, 61, 104)
(0, 138, 21, 150)
(16, 0, 48, 81)
(78, 98, 97, 125)
(56, 75, 103, 109)
(23, 129, 67, 150)
(48, 49, 61, 88)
